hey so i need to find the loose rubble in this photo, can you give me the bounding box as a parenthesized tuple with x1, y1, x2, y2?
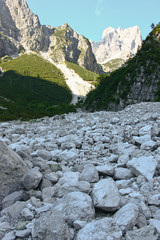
(0, 102, 160, 239)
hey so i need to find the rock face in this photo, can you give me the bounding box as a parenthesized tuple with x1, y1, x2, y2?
(0, 0, 101, 73)
(85, 23, 160, 111)
(91, 26, 142, 65)
(1, 102, 160, 239)
(49, 23, 102, 73)
(0, 140, 28, 209)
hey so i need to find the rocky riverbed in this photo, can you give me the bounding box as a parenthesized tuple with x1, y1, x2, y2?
(0, 102, 160, 239)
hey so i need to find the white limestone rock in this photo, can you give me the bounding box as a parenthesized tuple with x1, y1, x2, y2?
(133, 134, 151, 145)
(0, 141, 28, 208)
(80, 164, 99, 183)
(127, 156, 157, 180)
(96, 165, 115, 176)
(1, 231, 15, 240)
(52, 192, 95, 225)
(21, 207, 34, 220)
(148, 193, 160, 206)
(149, 219, 160, 233)
(73, 220, 87, 230)
(32, 210, 70, 240)
(113, 202, 139, 231)
(2, 190, 23, 209)
(139, 125, 152, 136)
(126, 225, 158, 240)
(140, 140, 157, 150)
(76, 217, 122, 240)
(91, 26, 142, 65)
(15, 229, 31, 238)
(21, 168, 42, 190)
(114, 167, 134, 180)
(92, 178, 121, 211)
(57, 181, 90, 197)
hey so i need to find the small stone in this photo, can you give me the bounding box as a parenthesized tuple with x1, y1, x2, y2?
(1, 231, 15, 240)
(15, 229, 31, 238)
(96, 165, 115, 176)
(21, 168, 42, 190)
(21, 208, 34, 220)
(2, 191, 23, 209)
(44, 172, 58, 183)
(80, 164, 99, 183)
(73, 220, 87, 230)
(149, 219, 160, 233)
(114, 167, 134, 180)
(148, 193, 160, 206)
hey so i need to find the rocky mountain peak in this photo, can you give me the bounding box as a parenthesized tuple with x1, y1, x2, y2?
(0, 0, 101, 73)
(91, 26, 142, 65)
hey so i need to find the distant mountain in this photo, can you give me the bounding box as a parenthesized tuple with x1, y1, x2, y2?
(91, 26, 142, 72)
(0, 0, 101, 73)
(85, 23, 160, 111)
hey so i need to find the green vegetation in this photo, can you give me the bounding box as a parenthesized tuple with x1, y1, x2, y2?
(84, 23, 160, 111)
(102, 58, 124, 72)
(0, 54, 76, 121)
(65, 61, 99, 86)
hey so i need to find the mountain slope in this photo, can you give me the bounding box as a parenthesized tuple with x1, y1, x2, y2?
(0, 0, 101, 73)
(84, 23, 160, 111)
(0, 54, 75, 121)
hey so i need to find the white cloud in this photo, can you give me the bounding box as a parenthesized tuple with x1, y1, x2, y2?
(95, 0, 104, 16)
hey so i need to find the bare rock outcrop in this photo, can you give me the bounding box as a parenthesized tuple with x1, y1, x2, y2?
(0, 0, 102, 73)
(91, 26, 142, 71)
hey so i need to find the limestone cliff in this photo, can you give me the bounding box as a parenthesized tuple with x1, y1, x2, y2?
(49, 24, 102, 73)
(91, 26, 142, 72)
(0, 0, 101, 73)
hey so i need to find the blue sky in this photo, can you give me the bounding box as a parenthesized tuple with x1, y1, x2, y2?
(26, 0, 160, 42)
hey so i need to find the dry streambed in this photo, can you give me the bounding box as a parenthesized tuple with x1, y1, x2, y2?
(0, 102, 160, 239)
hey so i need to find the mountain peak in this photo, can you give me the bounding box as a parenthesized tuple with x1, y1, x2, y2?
(91, 26, 142, 65)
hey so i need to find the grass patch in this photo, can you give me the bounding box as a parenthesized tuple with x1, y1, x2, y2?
(0, 54, 75, 121)
(102, 58, 124, 72)
(65, 61, 99, 86)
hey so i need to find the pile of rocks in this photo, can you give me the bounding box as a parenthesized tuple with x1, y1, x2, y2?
(0, 102, 160, 240)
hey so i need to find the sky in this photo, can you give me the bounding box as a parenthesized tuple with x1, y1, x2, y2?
(26, 0, 160, 42)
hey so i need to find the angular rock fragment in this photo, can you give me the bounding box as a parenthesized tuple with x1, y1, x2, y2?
(21, 168, 42, 190)
(76, 217, 122, 240)
(92, 178, 121, 211)
(52, 192, 95, 225)
(126, 225, 158, 240)
(113, 202, 139, 231)
(32, 210, 70, 240)
(127, 156, 157, 180)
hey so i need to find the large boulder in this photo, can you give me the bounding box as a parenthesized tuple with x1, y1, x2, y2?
(32, 210, 70, 240)
(92, 178, 121, 211)
(126, 225, 158, 240)
(113, 202, 139, 231)
(127, 156, 157, 180)
(52, 192, 95, 225)
(76, 217, 122, 240)
(0, 141, 28, 209)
